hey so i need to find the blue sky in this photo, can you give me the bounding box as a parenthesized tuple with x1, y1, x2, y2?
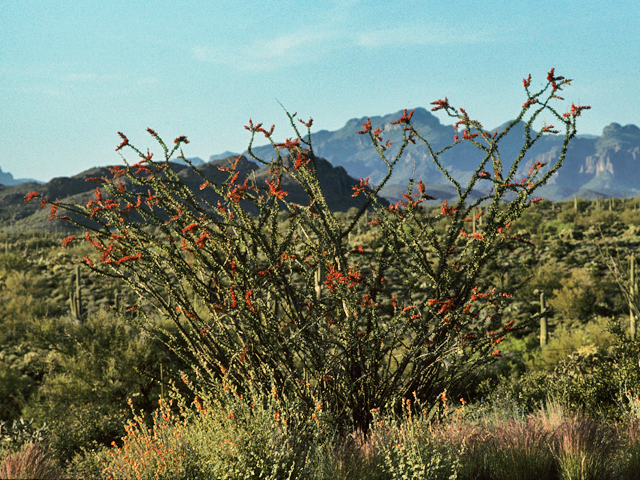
(2, 0, 638, 182)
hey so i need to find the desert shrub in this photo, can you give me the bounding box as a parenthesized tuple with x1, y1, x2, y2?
(25, 70, 587, 435)
(376, 413, 465, 479)
(557, 205, 579, 224)
(577, 208, 619, 228)
(0, 270, 51, 333)
(617, 417, 640, 480)
(527, 316, 615, 372)
(96, 370, 338, 480)
(0, 349, 38, 423)
(553, 416, 618, 480)
(0, 418, 50, 460)
(619, 206, 640, 227)
(490, 318, 640, 421)
(484, 418, 557, 480)
(0, 251, 28, 272)
(21, 310, 184, 463)
(549, 268, 608, 324)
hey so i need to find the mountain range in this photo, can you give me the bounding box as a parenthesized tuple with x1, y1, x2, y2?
(1, 107, 640, 232)
(211, 108, 640, 203)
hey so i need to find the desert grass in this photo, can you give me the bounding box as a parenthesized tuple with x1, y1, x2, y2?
(0, 441, 61, 480)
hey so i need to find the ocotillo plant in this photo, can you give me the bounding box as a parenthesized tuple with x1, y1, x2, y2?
(26, 69, 587, 433)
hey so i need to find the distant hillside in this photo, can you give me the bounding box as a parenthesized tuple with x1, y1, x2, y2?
(0, 155, 386, 233)
(0, 165, 43, 186)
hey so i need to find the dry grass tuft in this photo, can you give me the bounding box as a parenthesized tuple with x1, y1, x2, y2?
(0, 441, 61, 480)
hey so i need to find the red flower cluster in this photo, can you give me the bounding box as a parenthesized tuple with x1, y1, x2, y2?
(528, 161, 548, 176)
(24, 191, 40, 203)
(547, 68, 572, 92)
(266, 177, 288, 200)
(275, 138, 301, 150)
(352, 176, 371, 197)
(324, 264, 365, 293)
(245, 119, 274, 138)
(115, 132, 129, 151)
(441, 200, 458, 217)
(428, 298, 456, 315)
(86, 187, 121, 218)
(564, 103, 591, 118)
(430, 98, 449, 112)
(391, 109, 414, 125)
(117, 253, 142, 265)
(294, 151, 310, 169)
(61, 236, 74, 248)
(357, 117, 372, 135)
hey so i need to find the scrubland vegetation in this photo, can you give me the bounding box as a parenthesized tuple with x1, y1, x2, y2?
(6, 71, 640, 479)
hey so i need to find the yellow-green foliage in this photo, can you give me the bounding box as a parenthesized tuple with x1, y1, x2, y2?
(527, 316, 615, 372)
(549, 268, 605, 324)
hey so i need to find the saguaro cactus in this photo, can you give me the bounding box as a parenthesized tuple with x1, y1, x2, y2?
(539, 290, 548, 347)
(631, 255, 637, 340)
(69, 265, 83, 320)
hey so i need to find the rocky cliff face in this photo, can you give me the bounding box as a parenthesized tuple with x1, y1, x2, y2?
(0, 167, 16, 186)
(0, 166, 44, 187)
(525, 123, 640, 199)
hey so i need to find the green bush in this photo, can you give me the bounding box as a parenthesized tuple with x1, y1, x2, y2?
(489, 318, 640, 421)
(20, 310, 184, 463)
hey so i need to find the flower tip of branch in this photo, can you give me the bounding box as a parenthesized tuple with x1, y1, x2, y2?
(115, 132, 129, 151)
(351, 176, 371, 197)
(61, 236, 74, 248)
(357, 117, 372, 135)
(24, 191, 40, 203)
(431, 97, 449, 111)
(570, 103, 591, 117)
(263, 125, 275, 138)
(391, 109, 415, 125)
